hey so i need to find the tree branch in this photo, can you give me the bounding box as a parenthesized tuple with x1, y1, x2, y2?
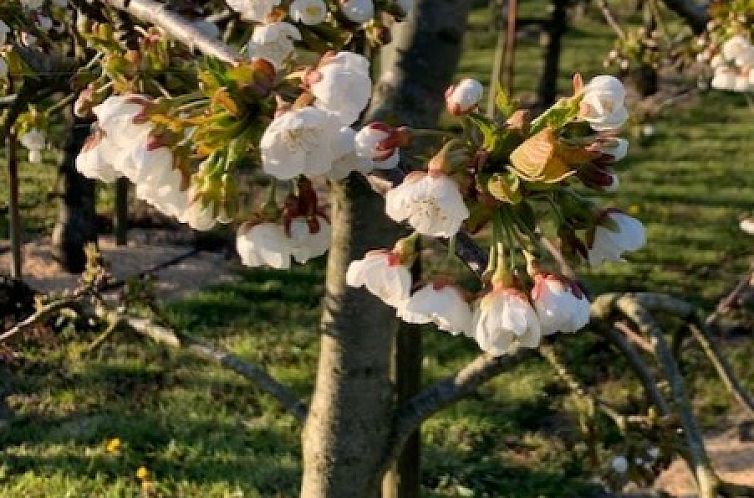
(0, 296, 82, 343)
(383, 349, 534, 471)
(125, 315, 307, 422)
(661, 0, 709, 35)
(688, 321, 754, 417)
(615, 295, 720, 498)
(101, 0, 242, 65)
(539, 343, 669, 431)
(595, 0, 626, 40)
(600, 324, 673, 416)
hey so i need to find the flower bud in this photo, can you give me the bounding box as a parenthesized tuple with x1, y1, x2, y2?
(445, 78, 484, 116)
(354, 122, 410, 169)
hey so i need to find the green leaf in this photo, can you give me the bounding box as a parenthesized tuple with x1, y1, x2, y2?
(488, 171, 522, 204)
(494, 80, 517, 117)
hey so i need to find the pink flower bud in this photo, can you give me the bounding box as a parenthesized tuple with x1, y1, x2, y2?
(445, 78, 484, 116)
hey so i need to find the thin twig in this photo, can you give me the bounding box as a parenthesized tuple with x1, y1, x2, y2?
(101, 0, 242, 65)
(539, 343, 662, 432)
(688, 321, 754, 417)
(706, 270, 753, 327)
(595, 0, 626, 40)
(125, 315, 308, 422)
(614, 320, 654, 354)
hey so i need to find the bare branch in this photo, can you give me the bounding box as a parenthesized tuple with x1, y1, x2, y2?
(384, 349, 534, 470)
(539, 343, 667, 431)
(615, 295, 720, 498)
(688, 321, 754, 417)
(101, 0, 242, 65)
(1, 294, 85, 343)
(595, 0, 626, 40)
(706, 270, 753, 327)
(600, 324, 672, 416)
(125, 315, 308, 422)
(613, 320, 654, 354)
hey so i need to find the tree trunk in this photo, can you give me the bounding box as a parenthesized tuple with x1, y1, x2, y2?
(51, 117, 97, 273)
(535, 0, 568, 111)
(301, 177, 403, 498)
(301, 1, 473, 496)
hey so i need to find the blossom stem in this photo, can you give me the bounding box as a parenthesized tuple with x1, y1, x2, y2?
(492, 209, 511, 285)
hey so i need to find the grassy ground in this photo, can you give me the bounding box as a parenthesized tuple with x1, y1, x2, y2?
(3, 2, 754, 497)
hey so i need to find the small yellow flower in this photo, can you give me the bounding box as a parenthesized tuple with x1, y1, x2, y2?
(628, 204, 641, 216)
(136, 466, 150, 480)
(106, 437, 122, 454)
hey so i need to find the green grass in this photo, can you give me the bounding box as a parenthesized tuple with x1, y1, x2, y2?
(4, 2, 754, 497)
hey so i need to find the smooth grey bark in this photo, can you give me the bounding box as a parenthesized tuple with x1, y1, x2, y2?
(301, 1, 473, 496)
(51, 116, 97, 273)
(301, 177, 403, 498)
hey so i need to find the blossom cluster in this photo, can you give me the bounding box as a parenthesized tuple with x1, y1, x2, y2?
(696, 3, 754, 93)
(699, 34, 754, 92)
(4, 0, 646, 359)
(347, 75, 645, 356)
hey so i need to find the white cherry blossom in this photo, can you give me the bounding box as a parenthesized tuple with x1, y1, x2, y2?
(346, 250, 411, 307)
(579, 75, 629, 132)
(328, 126, 374, 180)
(136, 166, 188, 220)
(237, 222, 293, 269)
(180, 194, 218, 232)
(260, 106, 340, 179)
(398, 282, 473, 336)
(472, 287, 541, 356)
(588, 211, 646, 266)
(92, 95, 151, 148)
(226, 0, 280, 22)
(248, 22, 301, 70)
(385, 171, 469, 237)
(289, 215, 331, 263)
(531, 274, 590, 335)
(722, 35, 751, 63)
(310, 52, 372, 125)
(75, 132, 120, 183)
(711, 66, 737, 91)
(19, 129, 46, 163)
(290, 0, 328, 25)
